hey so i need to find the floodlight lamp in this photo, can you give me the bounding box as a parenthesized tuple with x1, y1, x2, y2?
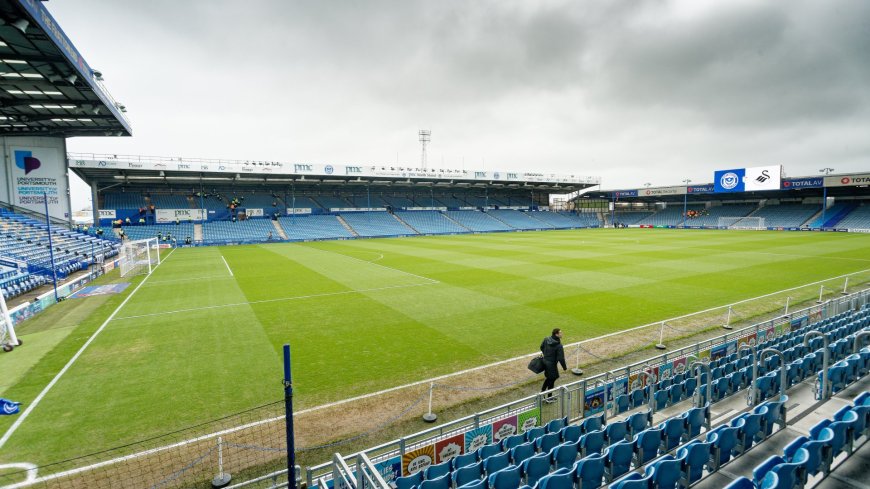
(11, 19, 28, 33)
(65, 74, 77, 85)
(92, 69, 103, 80)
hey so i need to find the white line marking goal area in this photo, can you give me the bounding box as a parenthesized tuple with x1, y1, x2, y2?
(221, 254, 234, 276)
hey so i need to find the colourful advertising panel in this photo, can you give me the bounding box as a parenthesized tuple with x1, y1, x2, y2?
(402, 445, 435, 476)
(517, 408, 541, 434)
(464, 426, 492, 453)
(435, 434, 464, 464)
(492, 415, 518, 443)
(373, 457, 401, 487)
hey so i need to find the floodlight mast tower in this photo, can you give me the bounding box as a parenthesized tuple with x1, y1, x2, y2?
(419, 129, 431, 171)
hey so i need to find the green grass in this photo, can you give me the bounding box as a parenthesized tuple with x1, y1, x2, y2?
(0, 229, 869, 465)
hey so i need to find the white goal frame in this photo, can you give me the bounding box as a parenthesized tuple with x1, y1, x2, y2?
(119, 238, 160, 277)
(718, 216, 766, 230)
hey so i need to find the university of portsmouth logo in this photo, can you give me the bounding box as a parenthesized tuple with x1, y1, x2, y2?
(324, 165, 334, 175)
(14, 150, 41, 175)
(720, 172, 739, 190)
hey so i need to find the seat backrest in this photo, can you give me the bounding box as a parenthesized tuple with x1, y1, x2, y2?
(676, 440, 711, 484)
(660, 417, 685, 451)
(488, 464, 521, 489)
(520, 453, 550, 487)
(634, 427, 663, 463)
(537, 432, 561, 454)
(424, 460, 452, 481)
(546, 417, 567, 433)
(478, 442, 503, 462)
(551, 441, 579, 471)
(579, 430, 605, 457)
(581, 415, 604, 434)
(647, 455, 680, 489)
(395, 470, 424, 489)
(574, 453, 605, 489)
(483, 451, 510, 475)
(605, 440, 634, 480)
(453, 461, 484, 488)
(510, 442, 535, 466)
(538, 468, 573, 489)
(419, 473, 451, 489)
(452, 451, 479, 471)
(605, 420, 628, 444)
(561, 424, 582, 444)
(502, 434, 525, 451)
(524, 427, 545, 444)
(628, 410, 651, 435)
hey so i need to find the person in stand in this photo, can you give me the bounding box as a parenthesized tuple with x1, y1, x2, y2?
(540, 328, 567, 402)
(267, 231, 273, 240)
(175, 217, 180, 226)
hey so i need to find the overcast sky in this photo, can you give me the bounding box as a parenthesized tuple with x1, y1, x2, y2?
(51, 0, 870, 209)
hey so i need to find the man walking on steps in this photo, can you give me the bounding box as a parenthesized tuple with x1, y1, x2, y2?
(541, 328, 567, 402)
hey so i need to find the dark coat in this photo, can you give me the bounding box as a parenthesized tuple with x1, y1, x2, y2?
(540, 335, 567, 380)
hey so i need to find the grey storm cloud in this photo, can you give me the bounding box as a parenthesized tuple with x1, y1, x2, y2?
(51, 0, 870, 209)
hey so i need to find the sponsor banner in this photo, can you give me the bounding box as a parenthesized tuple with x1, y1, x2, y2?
(629, 366, 659, 390)
(287, 208, 312, 215)
(639, 224, 654, 229)
(401, 445, 435, 476)
(710, 344, 728, 361)
(435, 434, 465, 464)
(492, 415, 518, 443)
(614, 190, 638, 198)
(98, 209, 117, 219)
(10, 145, 71, 221)
(464, 426, 493, 453)
(659, 362, 674, 380)
(69, 283, 130, 298)
(698, 349, 711, 362)
(404, 207, 447, 211)
(687, 185, 715, 194)
(244, 208, 264, 217)
(744, 165, 781, 191)
(782, 177, 823, 189)
(738, 333, 758, 349)
(517, 407, 541, 434)
(373, 457, 402, 487)
(69, 159, 600, 185)
(501, 206, 529, 210)
(155, 209, 206, 223)
(673, 357, 687, 375)
(584, 385, 606, 415)
(639, 186, 686, 197)
(825, 173, 870, 187)
(459, 207, 477, 211)
(329, 207, 387, 213)
(714, 169, 746, 193)
(790, 316, 808, 329)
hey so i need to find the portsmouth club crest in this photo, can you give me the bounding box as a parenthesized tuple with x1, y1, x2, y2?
(720, 172, 739, 190)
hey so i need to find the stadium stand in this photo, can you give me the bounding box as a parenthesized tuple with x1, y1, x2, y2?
(636, 205, 706, 226)
(230, 193, 285, 216)
(0, 264, 46, 300)
(103, 192, 146, 209)
(202, 219, 276, 242)
(394, 211, 468, 234)
(340, 212, 415, 237)
(382, 196, 417, 208)
(683, 204, 757, 227)
(314, 195, 354, 209)
(446, 211, 514, 232)
(122, 223, 194, 242)
(285, 196, 322, 210)
(572, 212, 602, 227)
(382, 305, 870, 489)
(195, 194, 229, 210)
(526, 212, 587, 229)
(436, 195, 469, 208)
(0, 209, 119, 280)
(609, 211, 655, 226)
(279, 215, 354, 240)
(807, 202, 856, 228)
(742, 203, 819, 228)
(147, 193, 191, 209)
(488, 210, 555, 230)
(835, 203, 870, 230)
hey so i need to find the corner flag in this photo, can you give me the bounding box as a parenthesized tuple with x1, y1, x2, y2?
(0, 399, 20, 415)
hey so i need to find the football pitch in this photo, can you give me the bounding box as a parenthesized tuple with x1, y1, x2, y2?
(1, 228, 869, 466)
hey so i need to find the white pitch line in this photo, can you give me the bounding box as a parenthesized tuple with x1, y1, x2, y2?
(0, 248, 177, 450)
(111, 281, 438, 321)
(221, 255, 234, 277)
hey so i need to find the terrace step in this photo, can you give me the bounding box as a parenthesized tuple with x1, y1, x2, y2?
(441, 211, 471, 231)
(336, 215, 359, 237)
(272, 219, 288, 240)
(193, 223, 203, 241)
(391, 213, 419, 234)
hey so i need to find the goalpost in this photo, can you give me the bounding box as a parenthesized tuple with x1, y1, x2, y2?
(718, 216, 766, 230)
(119, 238, 161, 277)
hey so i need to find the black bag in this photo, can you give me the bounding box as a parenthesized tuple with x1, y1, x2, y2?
(528, 356, 545, 374)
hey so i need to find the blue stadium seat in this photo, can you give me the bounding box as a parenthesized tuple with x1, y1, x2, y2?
(453, 452, 479, 471)
(483, 452, 510, 476)
(723, 476, 755, 489)
(510, 442, 535, 466)
(604, 440, 634, 481)
(608, 472, 652, 489)
(659, 417, 685, 451)
(478, 442, 502, 462)
(581, 415, 604, 435)
(524, 427, 545, 444)
(424, 460, 451, 480)
(520, 453, 550, 487)
(732, 411, 764, 454)
(550, 441, 579, 471)
(488, 464, 521, 489)
(676, 440, 711, 485)
(536, 468, 573, 489)
(707, 425, 739, 469)
(646, 455, 680, 489)
(545, 417, 567, 434)
(574, 452, 606, 489)
(453, 461, 484, 487)
(604, 420, 628, 445)
(628, 410, 652, 438)
(536, 433, 561, 455)
(395, 470, 423, 489)
(501, 434, 525, 451)
(560, 425, 581, 444)
(579, 430, 605, 458)
(633, 428, 662, 465)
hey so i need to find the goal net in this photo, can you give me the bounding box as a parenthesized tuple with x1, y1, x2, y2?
(718, 216, 766, 230)
(119, 238, 160, 277)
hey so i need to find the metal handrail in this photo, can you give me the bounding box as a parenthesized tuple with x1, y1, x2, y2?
(689, 361, 712, 408)
(803, 331, 830, 400)
(738, 344, 758, 406)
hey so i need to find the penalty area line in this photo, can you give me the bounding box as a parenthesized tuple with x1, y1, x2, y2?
(221, 255, 234, 277)
(0, 248, 177, 451)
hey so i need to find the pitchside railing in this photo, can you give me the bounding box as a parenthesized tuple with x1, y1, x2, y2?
(300, 288, 870, 489)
